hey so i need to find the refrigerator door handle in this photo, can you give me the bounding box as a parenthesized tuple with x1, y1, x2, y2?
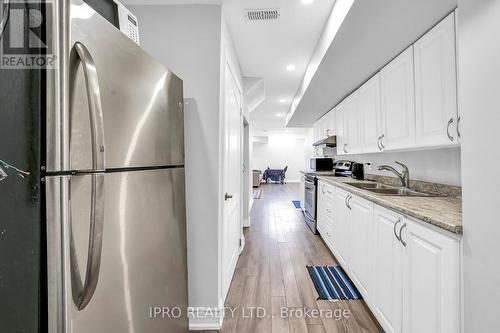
(70, 173, 105, 310)
(0, 0, 9, 39)
(73, 42, 106, 172)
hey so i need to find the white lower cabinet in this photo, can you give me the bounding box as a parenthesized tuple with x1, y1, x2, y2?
(401, 218, 460, 333)
(373, 206, 404, 333)
(348, 195, 375, 305)
(317, 185, 461, 333)
(333, 188, 351, 268)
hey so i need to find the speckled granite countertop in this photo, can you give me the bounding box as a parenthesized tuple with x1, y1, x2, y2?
(316, 176, 463, 235)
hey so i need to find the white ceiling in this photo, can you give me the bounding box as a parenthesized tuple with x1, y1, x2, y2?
(124, 0, 222, 4)
(286, 0, 458, 127)
(222, 0, 336, 129)
(123, 0, 337, 130)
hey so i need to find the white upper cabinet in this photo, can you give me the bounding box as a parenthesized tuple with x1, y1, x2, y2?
(336, 102, 347, 155)
(359, 74, 383, 153)
(316, 12, 459, 155)
(414, 12, 458, 147)
(402, 219, 460, 333)
(345, 93, 362, 154)
(313, 121, 319, 143)
(326, 109, 336, 137)
(380, 46, 416, 151)
(313, 110, 336, 144)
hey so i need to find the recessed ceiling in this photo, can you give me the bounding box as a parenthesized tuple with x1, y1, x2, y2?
(123, 0, 337, 130)
(222, 0, 336, 129)
(286, 0, 458, 127)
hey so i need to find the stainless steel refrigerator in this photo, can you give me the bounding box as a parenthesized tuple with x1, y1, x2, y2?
(1, 0, 188, 332)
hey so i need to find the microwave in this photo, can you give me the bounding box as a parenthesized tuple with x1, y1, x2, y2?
(310, 158, 334, 171)
(84, 0, 140, 45)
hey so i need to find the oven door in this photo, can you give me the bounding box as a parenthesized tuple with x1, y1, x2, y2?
(304, 178, 316, 220)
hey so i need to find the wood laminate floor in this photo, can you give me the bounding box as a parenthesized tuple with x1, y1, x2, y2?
(196, 183, 382, 333)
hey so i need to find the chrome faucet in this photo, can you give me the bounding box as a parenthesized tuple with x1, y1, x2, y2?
(378, 161, 410, 188)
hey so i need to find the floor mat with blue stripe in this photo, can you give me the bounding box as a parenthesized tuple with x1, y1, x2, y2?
(307, 265, 362, 300)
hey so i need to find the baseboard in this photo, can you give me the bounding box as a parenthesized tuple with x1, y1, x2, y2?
(188, 306, 224, 331)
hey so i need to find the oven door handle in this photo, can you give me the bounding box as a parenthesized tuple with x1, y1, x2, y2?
(304, 178, 315, 186)
(304, 211, 315, 222)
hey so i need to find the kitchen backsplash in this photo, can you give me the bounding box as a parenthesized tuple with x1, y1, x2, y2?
(345, 147, 461, 186)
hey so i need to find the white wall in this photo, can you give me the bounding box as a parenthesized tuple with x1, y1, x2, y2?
(458, 1, 500, 331)
(131, 4, 222, 312)
(346, 147, 462, 186)
(133, 6, 249, 330)
(252, 129, 313, 183)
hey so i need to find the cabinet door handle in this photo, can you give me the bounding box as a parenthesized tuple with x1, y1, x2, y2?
(399, 223, 407, 247)
(344, 195, 349, 208)
(346, 195, 352, 210)
(326, 129, 331, 137)
(377, 135, 382, 151)
(457, 116, 461, 139)
(447, 118, 455, 142)
(379, 134, 385, 149)
(343, 143, 348, 154)
(393, 218, 402, 241)
(321, 184, 325, 194)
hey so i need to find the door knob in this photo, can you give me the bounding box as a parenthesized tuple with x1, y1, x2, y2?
(225, 193, 233, 201)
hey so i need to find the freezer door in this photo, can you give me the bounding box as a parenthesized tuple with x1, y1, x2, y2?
(48, 0, 184, 172)
(46, 168, 188, 332)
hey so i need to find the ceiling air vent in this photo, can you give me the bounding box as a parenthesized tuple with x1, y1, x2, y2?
(244, 9, 280, 21)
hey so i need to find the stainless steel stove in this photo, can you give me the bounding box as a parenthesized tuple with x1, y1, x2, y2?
(303, 160, 354, 234)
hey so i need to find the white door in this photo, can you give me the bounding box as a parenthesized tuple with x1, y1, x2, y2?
(222, 63, 242, 299)
(333, 188, 350, 268)
(380, 46, 416, 150)
(414, 12, 458, 148)
(373, 206, 404, 333)
(359, 74, 383, 153)
(402, 219, 460, 333)
(348, 196, 374, 303)
(345, 94, 362, 154)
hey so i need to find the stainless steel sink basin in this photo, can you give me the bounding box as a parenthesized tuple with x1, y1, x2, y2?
(367, 188, 431, 197)
(345, 182, 393, 190)
(345, 182, 431, 197)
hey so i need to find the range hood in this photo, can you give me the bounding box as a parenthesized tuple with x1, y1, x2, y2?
(313, 135, 337, 147)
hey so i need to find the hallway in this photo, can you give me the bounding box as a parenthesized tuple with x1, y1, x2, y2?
(216, 184, 382, 333)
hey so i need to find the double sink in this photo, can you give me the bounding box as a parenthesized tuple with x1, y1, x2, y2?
(345, 182, 432, 197)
